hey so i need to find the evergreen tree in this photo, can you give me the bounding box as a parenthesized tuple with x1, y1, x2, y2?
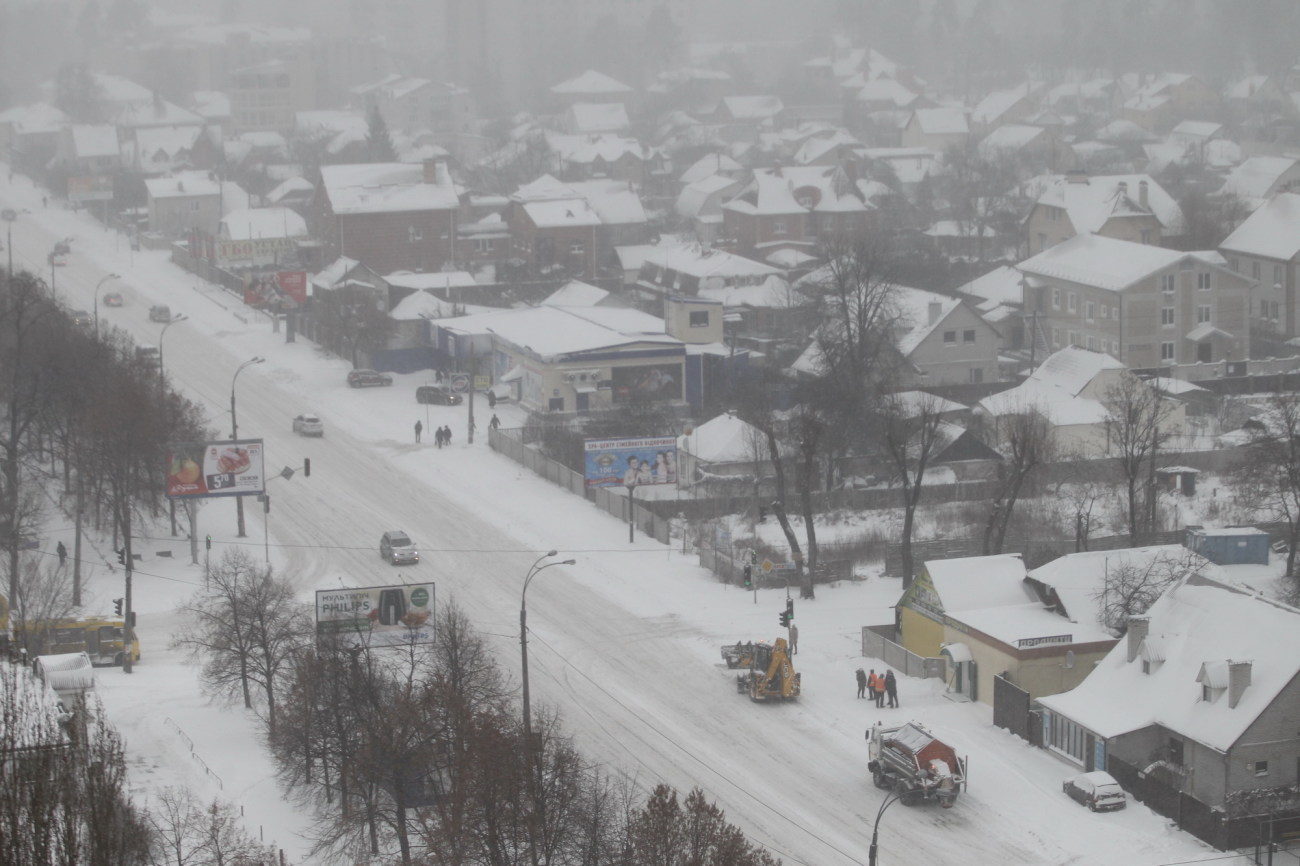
(366, 104, 397, 163)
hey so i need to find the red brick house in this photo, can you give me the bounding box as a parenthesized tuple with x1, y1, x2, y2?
(721, 164, 874, 259)
(315, 160, 461, 274)
(507, 175, 604, 281)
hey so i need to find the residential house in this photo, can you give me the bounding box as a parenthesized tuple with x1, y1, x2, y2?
(976, 345, 1184, 458)
(145, 171, 224, 239)
(897, 552, 1112, 704)
(721, 164, 874, 259)
(860, 147, 940, 199)
(546, 134, 649, 185)
(1018, 234, 1252, 368)
(956, 264, 1025, 351)
(1036, 574, 1300, 848)
(549, 70, 635, 112)
(541, 280, 628, 308)
(214, 207, 309, 270)
(126, 126, 203, 176)
(792, 282, 1002, 387)
(1168, 121, 1224, 164)
(505, 175, 608, 282)
(678, 152, 744, 188)
(352, 75, 477, 142)
(1218, 192, 1300, 340)
(0, 103, 68, 172)
(564, 103, 631, 135)
(1223, 75, 1292, 121)
(675, 410, 774, 490)
(899, 108, 969, 152)
(791, 130, 860, 167)
(978, 125, 1077, 175)
(1043, 78, 1122, 118)
(265, 176, 315, 212)
(1215, 156, 1300, 211)
(708, 96, 785, 142)
(1122, 73, 1222, 133)
(315, 160, 460, 274)
(675, 174, 746, 244)
(923, 221, 1003, 264)
(52, 125, 120, 205)
(1023, 173, 1185, 256)
(970, 84, 1040, 134)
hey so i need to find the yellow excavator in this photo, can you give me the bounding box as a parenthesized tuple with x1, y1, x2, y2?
(733, 637, 800, 701)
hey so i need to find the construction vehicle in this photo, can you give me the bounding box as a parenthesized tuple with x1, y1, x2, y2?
(866, 721, 967, 808)
(733, 637, 800, 701)
(13, 615, 140, 667)
(721, 640, 758, 669)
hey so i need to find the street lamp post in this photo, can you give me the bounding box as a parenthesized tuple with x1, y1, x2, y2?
(626, 482, 637, 543)
(519, 550, 575, 866)
(230, 356, 264, 537)
(867, 791, 905, 866)
(92, 272, 120, 341)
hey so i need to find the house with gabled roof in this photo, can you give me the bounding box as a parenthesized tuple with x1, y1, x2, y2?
(1023, 173, 1184, 256)
(1036, 573, 1300, 847)
(675, 173, 745, 244)
(549, 70, 634, 110)
(545, 133, 650, 185)
(145, 170, 224, 239)
(1215, 156, 1300, 210)
(1218, 192, 1300, 340)
(899, 107, 969, 152)
(1122, 72, 1222, 133)
(721, 164, 874, 258)
(1017, 233, 1251, 369)
(565, 103, 631, 135)
(979, 125, 1077, 174)
(970, 84, 1040, 133)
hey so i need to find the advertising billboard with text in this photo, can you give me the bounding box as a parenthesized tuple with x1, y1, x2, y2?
(315, 583, 435, 648)
(165, 439, 266, 499)
(610, 363, 682, 403)
(583, 436, 678, 488)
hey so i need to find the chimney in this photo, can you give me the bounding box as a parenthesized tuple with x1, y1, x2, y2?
(1228, 659, 1252, 708)
(422, 158, 438, 184)
(772, 162, 783, 178)
(1139, 180, 1149, 209)
(1126, 615, 1149, 662)
(1116, 180, 1128, 199)
(927, 300, 942, 325)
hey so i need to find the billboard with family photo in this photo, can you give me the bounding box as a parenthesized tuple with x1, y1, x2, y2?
(315, 583, 436, 648)
(583, 436, 678, 488)
(610, 363, 682, 403)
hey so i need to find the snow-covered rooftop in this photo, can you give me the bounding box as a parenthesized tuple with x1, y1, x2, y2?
(70, 125, 120, 159)
(543, 280, 610, 307)
(219, 207, 308, 241)
(440, 305, 680, 360)
(957, 265, 1023, 311)
(1220, 192, 1300, 259)
(145, 170, 221, 199)
(1017, 234, 1189, 292)
(568, 103, 630, 134)
(924, 553, 1032, 613)
(320, 163, 458, 215)
(551, 69, 632, 95)
(385, 271, 478, 291)
(677, 411, 764, 463)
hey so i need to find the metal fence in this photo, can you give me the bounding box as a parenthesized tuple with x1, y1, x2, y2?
(860, 627, 946, 680)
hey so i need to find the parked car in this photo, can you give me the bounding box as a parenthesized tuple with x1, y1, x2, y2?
(380, 530, 419, 565)
(348, 368, 393, 388)
(102, 291, 124, 307)
(416, 384, 462, 405)
(1062, 771, 1127, 812)
(148, 304, 172, 323)
(292, 414, 324, 436)
(70, 309, 92, 328)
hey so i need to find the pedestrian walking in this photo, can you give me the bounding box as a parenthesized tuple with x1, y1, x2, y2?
(435, 426, 445, 448)
(885, 669, 899, 708)
(444, 426, 453, 446)
(56, 541, 67, 565)
(789, 622, 799, 654)
(489, 413, 500, 430)
(414, 420, 423, 443)
(856, 667, 867, 699)
(487, 390, 497, 409)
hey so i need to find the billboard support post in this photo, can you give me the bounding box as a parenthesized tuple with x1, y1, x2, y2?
(627, 483, 636, 543)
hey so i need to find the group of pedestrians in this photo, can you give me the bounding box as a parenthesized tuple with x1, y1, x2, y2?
(855, 667, 899, 708)
(417, 421, 455, 447)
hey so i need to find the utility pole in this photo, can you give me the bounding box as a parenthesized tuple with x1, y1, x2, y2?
(122, 507, 135, 674)
(467, 357, 476, 444)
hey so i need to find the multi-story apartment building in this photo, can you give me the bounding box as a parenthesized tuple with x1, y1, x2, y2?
(1019, 234, 1252, 369)
(1219, 192, 1300, 340)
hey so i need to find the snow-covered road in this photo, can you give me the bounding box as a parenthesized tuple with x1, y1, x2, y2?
(1, 172, 1240, 866)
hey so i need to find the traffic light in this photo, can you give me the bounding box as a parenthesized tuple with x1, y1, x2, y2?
(116, 548, 125, 566)
(778, 610, 789, 628)
(750, 549, 758, 566)
(303, 458, 311, 478)
(742, 564, 752, 588)
(205, 534, 212, 551)
(113, 598, 123, 616)
(786, 598, 795, 622)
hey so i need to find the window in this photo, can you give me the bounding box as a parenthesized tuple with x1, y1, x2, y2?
(1162, 274, 1175, 294)
(963, 329, 976, 344)
(1141, 229, 1153, 244)
(1229, 256, 1239, 272)
(1275, 264, 1284, 286)
(1197, 305, 1211, 323)
(1100, 305, 1108, 320)
(1252, 261, 1261, 280)
(408, 226, 423, 242)
(1087, 336, 1098, 350)
(1069, 330, 1079, 346)
(1086, 301, 1095, 321)
(1113, 305, 1120, 319)
(969, 367, 983, 383)
(569, 241, 584, 255)
(1052, 288, 1061, 309)
(943, 330, 956, 344)
(1067, 291, 1077, 312)
(1052, 327, 1060, 347)
(689, 310, 709, 328)
(1161, 341, 1175, 361)
(1161, 307, 1175, 326)
(773, 219, 787, 235)
(474, 238, 494, 253)
(1255, 761, 1270, 777)
(1198, 272, 1212, 290)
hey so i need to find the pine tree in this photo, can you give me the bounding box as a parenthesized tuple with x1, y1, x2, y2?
(366, 104, 397, 163)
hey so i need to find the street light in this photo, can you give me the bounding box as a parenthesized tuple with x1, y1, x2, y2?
(230, 356, 264, 537)
(92, 272, 120, 341)
(519, 550, 574, 866)
(867, 790, 905, 866)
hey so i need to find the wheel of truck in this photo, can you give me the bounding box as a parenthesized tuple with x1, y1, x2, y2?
(894, 781, 917, 805)
(872, 770, 889, 790)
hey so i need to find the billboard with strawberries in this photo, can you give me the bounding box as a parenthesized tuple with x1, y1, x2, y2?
(166, 439, 266, 498)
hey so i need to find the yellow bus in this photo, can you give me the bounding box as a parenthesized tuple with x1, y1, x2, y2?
(14, 615, 141, 667)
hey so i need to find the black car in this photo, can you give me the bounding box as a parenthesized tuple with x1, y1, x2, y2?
(347, 369, 393, 388)
(416, 384, 463, 405)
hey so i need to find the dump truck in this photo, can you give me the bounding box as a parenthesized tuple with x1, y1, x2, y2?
(866, 721, 967, 807)
(733, 637, 800, 701)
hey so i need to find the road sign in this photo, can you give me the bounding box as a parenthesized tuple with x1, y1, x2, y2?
(449, 373, 470, 393)
(761, 559, 774, 573)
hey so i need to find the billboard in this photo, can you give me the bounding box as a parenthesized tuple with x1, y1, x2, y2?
(315, 583, 435, 647)
(583, 436, 678, 488)
(611, 363, 682, 403)
(243, 271, 307, 308)
(68, 174, 114, 203)
(166, 439, 266, 499)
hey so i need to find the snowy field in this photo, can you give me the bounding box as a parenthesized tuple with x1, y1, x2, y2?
(0, 170, 1259, 866)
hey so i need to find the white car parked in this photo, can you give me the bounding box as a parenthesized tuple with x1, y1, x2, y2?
(292, 414, 324, 437)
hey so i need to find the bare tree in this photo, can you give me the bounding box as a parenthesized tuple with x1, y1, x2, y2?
(1094, 549, 1208, 634)
(1102, 372, 1175, 545)
(147, 787, 276, 866)
(878, 391, 946, 589)
(1234, 390, 1300, 583)
(982, 406, 1053, 554)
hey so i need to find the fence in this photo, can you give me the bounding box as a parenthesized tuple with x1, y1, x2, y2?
(992, 674, 1037, 744)
(860, 627, 946, 680)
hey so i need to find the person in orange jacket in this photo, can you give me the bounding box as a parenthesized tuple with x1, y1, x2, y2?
(869, 671, 885, 707)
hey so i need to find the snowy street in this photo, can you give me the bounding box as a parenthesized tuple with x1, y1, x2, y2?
(0, 173, 1243, 866)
